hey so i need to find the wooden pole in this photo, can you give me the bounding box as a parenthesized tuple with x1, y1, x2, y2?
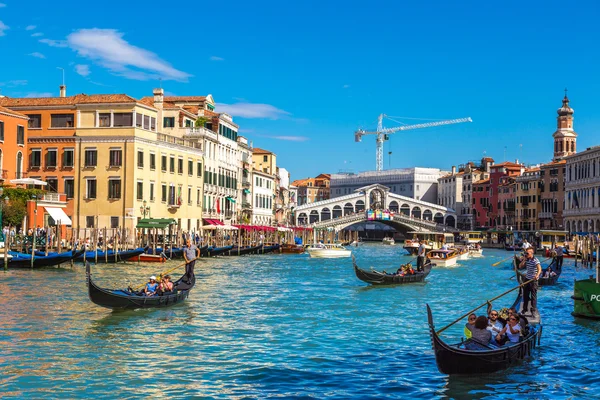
(44, 227, 49, 256)
(31, 228, 36, 269)
(4, 225, 10, 270)
(436, 277, 535, 335)
(93, 225, 98, 265)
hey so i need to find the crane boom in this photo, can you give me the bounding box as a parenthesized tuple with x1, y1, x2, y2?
(354, 114, 473, 171)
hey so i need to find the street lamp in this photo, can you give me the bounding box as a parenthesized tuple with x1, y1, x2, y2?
(140, 200, 151, 219)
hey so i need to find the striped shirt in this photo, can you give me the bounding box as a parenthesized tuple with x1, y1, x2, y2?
(525, 256, 540, 279)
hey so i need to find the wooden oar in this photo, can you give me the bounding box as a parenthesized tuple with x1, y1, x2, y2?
(492, 256, 514, 267)
(133, 257, 197, 291)
(436, 277, 535, 335)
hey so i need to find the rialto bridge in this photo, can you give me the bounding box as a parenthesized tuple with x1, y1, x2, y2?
(294, 184, 458, 232)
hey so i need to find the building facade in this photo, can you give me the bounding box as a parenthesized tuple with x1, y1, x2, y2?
(539, 160, 566, 229)
(515, 167, 541, 231)
(438, 166, 464, 218)
(293, 174, 330, 206)
(497, 175, 516, 228)
(252, 169, 274, 225)
(564, 146, 600, 233)
(0, 105, 28, 183)
(459, 159, 492, 229)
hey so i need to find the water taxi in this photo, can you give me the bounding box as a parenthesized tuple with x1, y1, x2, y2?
(468, 244, 483, 257)
(403, 231, 454, 255)
(382, 237, 395, 245)
(306, 243, 352, 258)
(537, 230, 568, 251)
(427, 249, 459, 267)
(456, 246, 470, 260)
(459, 231, 484, 245)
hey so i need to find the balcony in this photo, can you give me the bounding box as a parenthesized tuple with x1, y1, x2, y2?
(167, 203, 180, 210)
(157, 133, 201, 149)
(242, 202, 252, 210)
(184, 127, 218, 141)
(242, 179, 251, 187)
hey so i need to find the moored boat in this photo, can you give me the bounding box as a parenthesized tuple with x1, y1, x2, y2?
(306, 243, 351, 258)
(572, 278, 600, 319)
(426, 249, 459, 267)
(382, 237, 395, 245)
(204, 245, 234, 257)
(74, 246, 148, 263)
(427, 271, 542, 374)
(353, 255, 432, 285)
(86, 262, 195, 310)
(7, 249, 85, 268)
(223, 245, 262, 256)
(280, 244, 305, 254)
(135, 253, 166, 263)
(261, 244, 281, 254)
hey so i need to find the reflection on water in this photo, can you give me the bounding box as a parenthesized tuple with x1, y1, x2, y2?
(1, 246, 600, 398)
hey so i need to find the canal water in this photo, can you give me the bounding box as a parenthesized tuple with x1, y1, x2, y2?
(1, 245, 599, 399)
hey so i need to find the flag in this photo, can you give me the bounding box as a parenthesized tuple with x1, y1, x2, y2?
(216, 198, 221, 214)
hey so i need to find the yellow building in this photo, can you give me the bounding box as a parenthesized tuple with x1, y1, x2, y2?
(252, 147, 277, 175)
(73, 95, 204, 233)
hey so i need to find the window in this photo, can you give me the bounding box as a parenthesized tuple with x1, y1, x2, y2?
(63, 148, 74, 167)
(143, 115, 150, 130)
(197, 188, 201, 205)
(136, 113, 143, 128)
(178, 158, 183, 174)
(188, 160, 193, 176)
(27, 114, 41, 128)
(150, 117, 156, 131)
(47, 178, 58, 192)
(86, 179, 97, 199)
(150, 153, 156, 170)
(84, 149, 97, 167)
(161, 184, 167, 202)
(17, 126, 25, 145)
(137, 181, 143, 200)
(0, 121, 3, 140)
(110, 217, 119, 229)
(161, 155, 167, 172)
(46, 149, 57, 167)
(30, 149, 41, 168)
(185, 119, 193, 128)
(109, 149, 122, 167)
(164, 117, 175, 128)
(86, 216, 95, 228)
(113, 113, 133, 127)
(64, 179, 75, 199)
(137, 150, 144, 168)
(150, 182, 155, 201)
(188, 187, 192, 204)
(108, 179, 121, 199)
(197, 162, 202, 177)
(99, 113, 111, 127)
(169, 156, 175, 173)
(51, 114, 74, 128)
(263, 155, 268, 162)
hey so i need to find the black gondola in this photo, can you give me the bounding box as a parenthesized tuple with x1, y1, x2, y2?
(223, 245, 263, 256)
(426, 271, 542, 375)
(74, 246, 148, 263)
(7, 249, 85, 268)
(204, 245, 234, 257)
(146, 247, 184, 259)
(261, 244, 280, 254)
(513, 255, 561, 286)
(86, 262, 195, 310)
(353, 255, 433, 285)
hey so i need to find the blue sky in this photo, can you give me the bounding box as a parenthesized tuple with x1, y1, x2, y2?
(1, 0, 600, 180)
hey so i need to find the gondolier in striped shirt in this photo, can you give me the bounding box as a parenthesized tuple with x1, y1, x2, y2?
(519, 247, 542, 316)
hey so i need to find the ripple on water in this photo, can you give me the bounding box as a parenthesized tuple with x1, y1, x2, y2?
(1, 246, 600, 398)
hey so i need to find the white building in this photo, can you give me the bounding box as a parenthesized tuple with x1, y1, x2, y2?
(438, 166, 463, 213)
(252, 169, 274, 225)
(564, 145, 600, 233)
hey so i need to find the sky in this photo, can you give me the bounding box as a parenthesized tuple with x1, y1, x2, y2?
(1, 0, 600, 180)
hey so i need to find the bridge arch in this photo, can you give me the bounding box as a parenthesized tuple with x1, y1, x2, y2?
(411, 206, 421, 219)
(321, 207, 331, 221)
(298, 213, 308, 225)
(309, 210, 319, 223)
(423, 209, 433, 221)
(355, 200, 365, 212)
(434, 212, 444, 224)
(400, 203, 410, 216)
(389, 200, 399, 213)
(332, 205, 342, 219)
(445, 215, 456, 228)
(344, 203, 354, 215)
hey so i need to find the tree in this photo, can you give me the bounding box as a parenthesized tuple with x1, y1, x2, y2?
(0, 187, 45, 228)
(195, 117, 209, 128)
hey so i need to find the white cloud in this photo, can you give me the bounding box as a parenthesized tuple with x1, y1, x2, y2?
(75, 64, 90, 77)
(31, 32, 43, 37)
(25, 25, 36, 31)
(39, 38, 68, 47)
(216, 102, 291, 120)
(259, 135, 309, 142)
(25, 92, 53, 98)
(210, 56, 224, 61)
(0, 21, 8, 36)
(0, 80, 28, 87)
(28, 52, 45, 59)
(343, 84, 350, 89)
(66, 29, 191, 82)
(0, 3, 6, 7)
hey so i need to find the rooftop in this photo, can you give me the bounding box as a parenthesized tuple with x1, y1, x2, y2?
(253, 147, 274, 155)
(0, 104, 28, 119)
(0, 94, 141, 107)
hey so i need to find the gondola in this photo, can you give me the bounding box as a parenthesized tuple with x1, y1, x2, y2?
(74, 246, 148, 263)
(426, 270, 542, 375)
(353, 255, 433, 285)
(223, 245, 263, 256)
(280, 244, 305, 254)
(513, 255, 561, 286)
(204, 245, 234, 257)
(261, 244, 280, 254)
(7, 249, 85, 268)
(86, 262, 195, 310)
(146, 247, 184, 259)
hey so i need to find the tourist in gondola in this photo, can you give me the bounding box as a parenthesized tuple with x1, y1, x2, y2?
(496, 314, 521, 345)
(144, 276, 159, 296)
(464, 313, 476, 339)
(159, 275, 174, 295)
(417, 240, 426, 271)
(487, 310, 504, 345)
(183, 238, 199, 281)
(519, 247, 542, 316)
(467, 316, 493, 349)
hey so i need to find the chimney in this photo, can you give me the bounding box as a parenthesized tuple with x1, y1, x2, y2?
(59, 85, 66, 98)
(451, 166, 456, 175)
(153, 88, 164, 107)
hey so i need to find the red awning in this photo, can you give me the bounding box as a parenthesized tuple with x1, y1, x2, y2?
(204, 219, 224, 226)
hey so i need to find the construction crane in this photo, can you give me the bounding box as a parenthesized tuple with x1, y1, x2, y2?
(355, 114, 473, 171)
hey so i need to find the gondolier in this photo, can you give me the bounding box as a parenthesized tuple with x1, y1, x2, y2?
(554, 244, 564, 271)
(519, 247, 541, 316)
(183, 238, 199, 281)
(417, 240, 426, 271)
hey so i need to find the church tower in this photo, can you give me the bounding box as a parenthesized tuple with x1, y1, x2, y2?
(553, 89, 577, 161)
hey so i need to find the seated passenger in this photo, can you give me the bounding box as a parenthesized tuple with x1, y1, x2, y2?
(487, 310, 504, 345)
(144, 276, 158, 297)
(497, 314, 521, 345)
(464, 314, 476, 339)
(468, 316, 492, 348)
(159, 275, 174, 294)
(407, 265, 415, 275)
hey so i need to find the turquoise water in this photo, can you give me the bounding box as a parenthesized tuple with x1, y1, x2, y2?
(1, 245, 599, 399)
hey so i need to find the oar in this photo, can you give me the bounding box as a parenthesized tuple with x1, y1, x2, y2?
(492, 256, 514, 267)
(436, 277, 535, 335)
(132, 257, 197, 291)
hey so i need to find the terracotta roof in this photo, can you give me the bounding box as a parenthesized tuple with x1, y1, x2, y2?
(316, 173, 331, 179)
(137, 97, 155, 107)
(0, 94, 139, 107)
(491, 162, 522, 168)
(525, 167, 540, 173)
(202, 109, 219, 117)
(0, 105, 28, 119)
(473, 178, 490, 185)
(183, 105, 199, 115)
(253, 147, 273, 154)
(164, 96, 206, 102)
(541, 159, 567, 166)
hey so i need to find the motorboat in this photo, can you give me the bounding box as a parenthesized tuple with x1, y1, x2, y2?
(426, 249, 459, 267)
(306, 243, 351, 258)
(382, 237, 395, 245)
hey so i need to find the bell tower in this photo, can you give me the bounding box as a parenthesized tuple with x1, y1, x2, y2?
(553, 89, 577, 161)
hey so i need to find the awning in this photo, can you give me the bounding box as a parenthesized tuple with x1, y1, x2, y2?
(203, 219, 224, 226)
(136, 218, 177, 229)
(44, 207, 72, 226)
(225, 196, 236, 203)
(243, 189, 251, 194)
(11, 178, 47, 186)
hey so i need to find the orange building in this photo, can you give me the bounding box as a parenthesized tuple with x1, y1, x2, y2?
(0, 104, 28, 183)
(292, 173, 330, 205)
